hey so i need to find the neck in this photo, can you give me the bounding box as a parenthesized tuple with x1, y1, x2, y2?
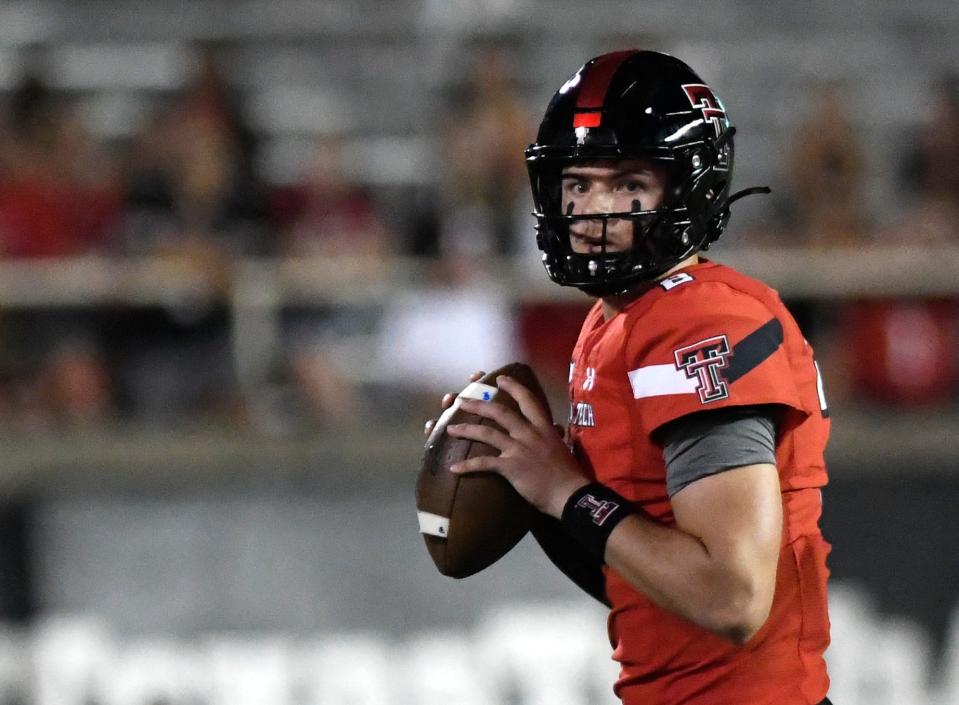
(600, 254, 700, 319)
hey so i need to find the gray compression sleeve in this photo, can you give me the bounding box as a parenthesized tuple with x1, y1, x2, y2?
(658, 406, 778, 497)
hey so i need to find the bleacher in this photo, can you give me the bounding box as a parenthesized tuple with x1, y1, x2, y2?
(0, 0, 953, 204)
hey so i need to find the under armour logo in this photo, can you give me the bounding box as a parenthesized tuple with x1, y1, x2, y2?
(674, 335, 732, 403)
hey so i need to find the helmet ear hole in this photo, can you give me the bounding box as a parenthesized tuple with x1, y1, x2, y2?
(665, 162, 692, 205)
(670, 185, 684, 205)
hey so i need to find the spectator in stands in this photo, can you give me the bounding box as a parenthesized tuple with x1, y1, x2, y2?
(770, 82, 868, 406)
(785, 81, 868, 246)
(110, 43, 267, 426)
(276, 137, 391, 259)
(439, 45, 532, 256)
(121, 43, 264, 257)
(273, 137, 393, 427)
(375, 227, 520, 413)
(404, 45, 533, 408)
(896, 71, 959, 242)
(0, 75, 121, 258)
(0, 70, 120, 428)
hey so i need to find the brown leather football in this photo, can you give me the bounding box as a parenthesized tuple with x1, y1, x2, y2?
(415, 362, 550, 578)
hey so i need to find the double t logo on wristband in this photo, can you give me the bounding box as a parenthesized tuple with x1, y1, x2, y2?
(573, 492, 621, 525)
(561, 482, 636, 562)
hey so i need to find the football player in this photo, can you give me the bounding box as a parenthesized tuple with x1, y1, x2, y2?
(436, 50, 833, 704)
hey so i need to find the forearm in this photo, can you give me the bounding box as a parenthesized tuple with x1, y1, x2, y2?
(530, 512, 609, 607)
(603, 514, 770, 643)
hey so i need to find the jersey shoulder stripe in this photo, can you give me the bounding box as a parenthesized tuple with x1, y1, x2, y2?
(726, 318, 784, 384)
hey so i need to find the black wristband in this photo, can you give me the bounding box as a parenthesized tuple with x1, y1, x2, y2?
(561, 482, 635, 563)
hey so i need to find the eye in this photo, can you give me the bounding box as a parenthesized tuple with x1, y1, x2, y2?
(564, 179, 588, 195)
(622, 179, 645, 192)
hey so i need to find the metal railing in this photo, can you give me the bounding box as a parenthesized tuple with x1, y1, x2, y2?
(0, 245, 955, 487)
(2, 244, 957, 389)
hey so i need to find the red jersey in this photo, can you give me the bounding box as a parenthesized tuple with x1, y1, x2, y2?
(567, 260, 831, 705)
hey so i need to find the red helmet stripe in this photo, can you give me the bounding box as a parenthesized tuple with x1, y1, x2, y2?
(574, 50, 638, 119)
(572, 111, 602, 128)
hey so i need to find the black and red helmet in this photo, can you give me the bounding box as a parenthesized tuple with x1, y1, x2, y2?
(526, 49, 767, 296)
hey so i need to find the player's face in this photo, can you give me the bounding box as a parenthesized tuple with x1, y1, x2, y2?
(561, 159, 669, 254)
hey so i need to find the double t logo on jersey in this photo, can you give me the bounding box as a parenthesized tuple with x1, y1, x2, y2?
(674, 335, 732, 403)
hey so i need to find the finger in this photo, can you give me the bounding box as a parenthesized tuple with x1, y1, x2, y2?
(440, 392, 455, 410)
(497, 376, 552, 428)
(424, 419, 435, 436)
(447, 422, 514, 453)
(450, 455, 511, 475)
(458, 398, 533, 440)
(469, 370, 486, 383)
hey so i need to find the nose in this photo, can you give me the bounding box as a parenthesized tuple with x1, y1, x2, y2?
(567, 189, 615, 240)
(580, 188, 616, 215)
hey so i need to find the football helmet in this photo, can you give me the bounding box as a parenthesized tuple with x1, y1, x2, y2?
(526, 49, 768, 296)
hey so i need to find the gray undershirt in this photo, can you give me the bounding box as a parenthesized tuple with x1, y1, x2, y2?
(657, 406, 778, 497)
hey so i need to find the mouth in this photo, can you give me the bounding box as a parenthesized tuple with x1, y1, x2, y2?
(570, 231, 615, 254)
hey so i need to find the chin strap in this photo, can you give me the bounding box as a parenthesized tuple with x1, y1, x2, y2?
(725, 185, 772, 207)
(702, 185, 772, 250)
(715, 184, 773, 226)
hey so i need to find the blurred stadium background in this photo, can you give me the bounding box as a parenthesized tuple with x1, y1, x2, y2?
(0, 0, 957, 703)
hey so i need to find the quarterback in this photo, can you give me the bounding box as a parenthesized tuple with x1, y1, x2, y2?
(441, 50, 834, 704)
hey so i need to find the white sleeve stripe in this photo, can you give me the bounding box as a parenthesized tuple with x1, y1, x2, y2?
(814, 361, 828, 411)
(628, 364, 700, 399)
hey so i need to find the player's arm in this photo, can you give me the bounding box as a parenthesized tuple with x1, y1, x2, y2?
(529, 511, 609, 607)
(599, 407, 782, 644)
(604, 463, 781, 644)
(449, 379, 782, 644)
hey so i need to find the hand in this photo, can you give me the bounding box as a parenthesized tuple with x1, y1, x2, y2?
(447, 375, 589, 518)
(423, 371, 565, 439)
(423, 370, 485, 437)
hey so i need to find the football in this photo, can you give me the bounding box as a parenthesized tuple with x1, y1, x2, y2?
(415, 363, 550, 578)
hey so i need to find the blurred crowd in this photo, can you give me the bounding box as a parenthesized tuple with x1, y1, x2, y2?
(0, 44, 957, 433)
